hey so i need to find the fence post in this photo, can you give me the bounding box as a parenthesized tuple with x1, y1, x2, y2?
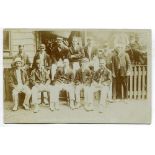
(129, 66, 133, 99)
(138, 65, 142, 99)
(133, 66, 137, 99)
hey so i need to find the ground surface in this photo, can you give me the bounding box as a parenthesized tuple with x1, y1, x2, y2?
(4, 99, 151, 124)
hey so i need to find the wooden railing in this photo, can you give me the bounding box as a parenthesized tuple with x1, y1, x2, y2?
(127, 65, 147, 99)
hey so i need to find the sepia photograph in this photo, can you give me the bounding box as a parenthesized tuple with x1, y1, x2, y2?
(3, 29, 151, 123)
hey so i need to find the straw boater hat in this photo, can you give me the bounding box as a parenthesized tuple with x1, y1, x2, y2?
(14, 57, 22, 63)
(56, 36, 63, 41)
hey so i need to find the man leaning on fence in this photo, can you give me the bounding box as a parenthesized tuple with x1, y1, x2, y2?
(112, 44, 131, 100)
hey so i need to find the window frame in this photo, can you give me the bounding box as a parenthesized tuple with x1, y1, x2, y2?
(3, 31, 11, 52)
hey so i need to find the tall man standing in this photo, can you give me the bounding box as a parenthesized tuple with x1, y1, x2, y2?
(112, 44, 131, 100)
(9, 57, 31, 111)
(68, 37, 85, 75)
(32, 44, 51, 70)
(52, 37, 69, 63)
(84, 37, 97, 61)
(12, 45, 31, 68)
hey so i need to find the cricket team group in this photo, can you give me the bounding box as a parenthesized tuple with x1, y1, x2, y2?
(9, 36, 141, 113)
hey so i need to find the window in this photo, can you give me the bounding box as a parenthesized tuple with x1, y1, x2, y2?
(3, 31, 10, 51)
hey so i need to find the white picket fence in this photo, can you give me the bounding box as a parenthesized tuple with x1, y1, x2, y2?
(127, 65, 147, 99)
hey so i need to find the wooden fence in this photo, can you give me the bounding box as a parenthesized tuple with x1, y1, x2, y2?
(127, 65, 147, 99)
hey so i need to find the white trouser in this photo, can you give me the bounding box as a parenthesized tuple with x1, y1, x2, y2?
(90, 83, 110, 105)
(107, 83, 112, 100)
(75, 84, 92, 104)
(54, 83, 75, 103)
(12, 85, 31, 106)
(72, 62, 80, 75)
(51, 64, 57, 80)
(32, 84, 54, 104)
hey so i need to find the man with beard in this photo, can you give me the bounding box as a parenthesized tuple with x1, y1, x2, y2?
(52, 37, 69, 63)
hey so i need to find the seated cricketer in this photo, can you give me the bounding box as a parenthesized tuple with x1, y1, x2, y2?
(30, 58, 54, 113)
(53, 59, 75, 110)
(74, 58, 93, 111)
(91, 59, 112, 113)
(9, 57, 31, 111)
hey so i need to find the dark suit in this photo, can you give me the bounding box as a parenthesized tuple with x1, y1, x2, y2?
(112, 51, 131, 99)
(30, 68, 50, 86)
(74, 68, 93, 104)
(74, 68, 93, 86)
(126, 49, 144, 65)
(46, 46, 55, 61)
(54, 68, 74, 84)
(94, 68, 111, 86)
(53, 67, 75, 102)
(9, 68, 31, 107)
(68, 46, 85, 63)
(9, 68, 29, 89)
(32, 51, 51, 69)
(30, 68, 52, 105)
(52, 46, 69, 63)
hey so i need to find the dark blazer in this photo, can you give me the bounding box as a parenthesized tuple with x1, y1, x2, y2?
(68, 46, 85, 62)
(52, 46, 69, 63)
(54, 67, 74, 84)
(74, 68, 93, 86)
(32, 51, 51, 69)
(84, 46, 97, 60)
(9, 68, 29, 88)
(112, 51, 131, 77)
(126, 49, 144, 65)
(94, 67, 112, 86)
(30, 68, 50, 86)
